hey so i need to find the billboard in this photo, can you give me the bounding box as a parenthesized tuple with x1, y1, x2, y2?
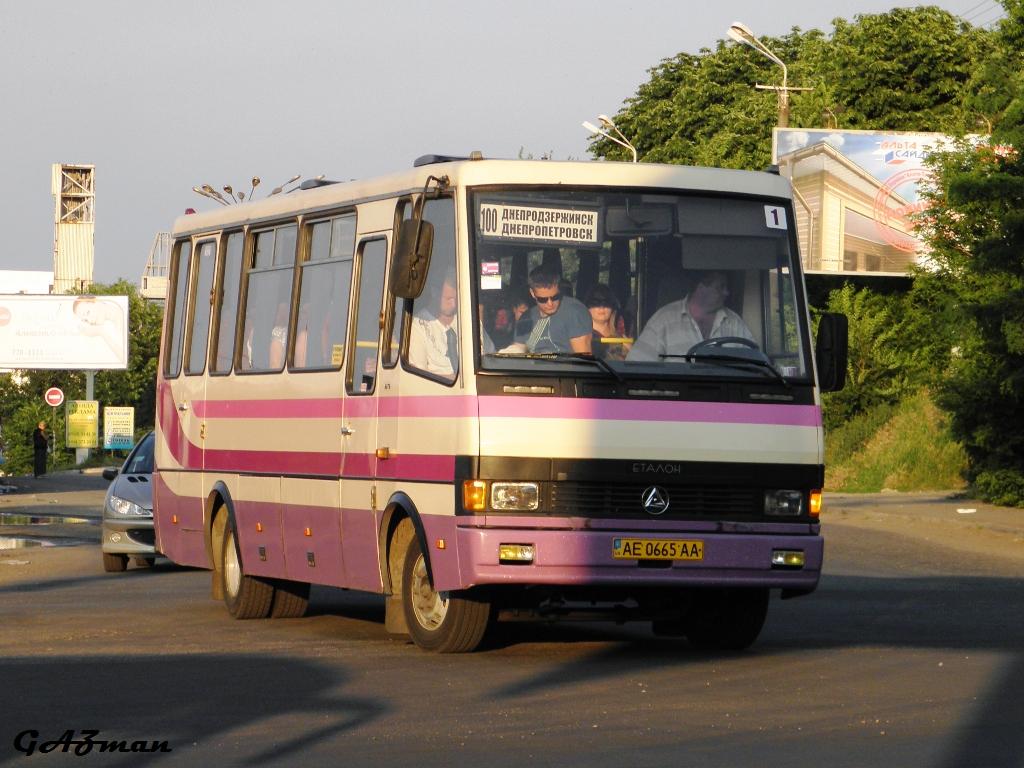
(771, 128, 955, 273)
(0, 295, 129, 369)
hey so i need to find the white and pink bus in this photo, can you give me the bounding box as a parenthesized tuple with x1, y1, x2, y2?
(154, 156, 847, 652)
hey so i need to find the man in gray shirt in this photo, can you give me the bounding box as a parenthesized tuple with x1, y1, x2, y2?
(508, 266, 593, 354)
(627, 270, 755, 361)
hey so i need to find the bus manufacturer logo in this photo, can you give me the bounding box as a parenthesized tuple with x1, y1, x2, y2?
(642, 486, 669, 515)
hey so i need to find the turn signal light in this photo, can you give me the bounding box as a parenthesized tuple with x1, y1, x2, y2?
(463, 480, 488, 512)
(809, 490, 822, 517)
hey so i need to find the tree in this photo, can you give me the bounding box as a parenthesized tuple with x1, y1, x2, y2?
(590, 8, 994, 168)
(915, 2, 1024, 505)
(0, 281, 163, 475)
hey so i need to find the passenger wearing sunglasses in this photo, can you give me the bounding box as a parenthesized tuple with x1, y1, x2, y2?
(506, 266, 592, 354)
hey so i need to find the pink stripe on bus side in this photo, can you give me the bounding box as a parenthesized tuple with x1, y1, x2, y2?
(193, 398, 343, 419)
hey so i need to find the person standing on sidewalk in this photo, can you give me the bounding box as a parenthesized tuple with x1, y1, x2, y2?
(32, 421, 48, 478)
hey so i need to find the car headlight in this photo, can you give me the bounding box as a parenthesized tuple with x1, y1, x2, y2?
(490, 482, 540, 511)
(107, 495, 151, 518)
(764, 489, 804, 516)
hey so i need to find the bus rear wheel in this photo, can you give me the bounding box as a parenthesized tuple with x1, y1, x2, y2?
(684, 587, 769, 651)
(221, 521, 274, 619)
(401, 536, 490, 653)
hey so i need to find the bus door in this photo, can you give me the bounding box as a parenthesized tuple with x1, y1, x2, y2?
(340, 235, 391, 590)
(180, 236, 218, 495)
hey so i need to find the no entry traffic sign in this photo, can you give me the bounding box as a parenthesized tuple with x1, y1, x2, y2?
(44, 387, 65, 407)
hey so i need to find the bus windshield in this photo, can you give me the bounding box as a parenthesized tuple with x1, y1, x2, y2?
(471, 188, 809, 381)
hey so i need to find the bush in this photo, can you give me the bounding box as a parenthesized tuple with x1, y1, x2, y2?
(974, 469, 1024, 507)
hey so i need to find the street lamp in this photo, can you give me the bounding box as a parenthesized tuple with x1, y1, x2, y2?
(727, 21, 810, 128)
(582, 115, 638, 162)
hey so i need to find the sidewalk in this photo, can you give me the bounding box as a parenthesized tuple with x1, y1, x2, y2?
(0, 469, 112, 496)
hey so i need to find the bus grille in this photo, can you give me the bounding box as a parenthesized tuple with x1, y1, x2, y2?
(548, 483, 760, 518)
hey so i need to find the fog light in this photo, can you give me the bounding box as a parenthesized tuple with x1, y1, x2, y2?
(772, 549, 805, 568)
(499, 544, 535, 563)
(765, 490, 804, 516)
(491, 482, 539, 511)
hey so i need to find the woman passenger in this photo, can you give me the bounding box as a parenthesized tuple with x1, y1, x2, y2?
(585, 285, 631, 360)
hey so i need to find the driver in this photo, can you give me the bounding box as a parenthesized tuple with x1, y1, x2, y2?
(626, 270, 754, 361)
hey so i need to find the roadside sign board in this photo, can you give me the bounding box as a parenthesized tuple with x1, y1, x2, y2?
(0, 295, 129, 370)
(66, 400, 99, 449)
(103, 407, 135, 450)
(44, 387, 65, 407)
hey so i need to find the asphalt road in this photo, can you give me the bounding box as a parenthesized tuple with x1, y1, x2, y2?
(1, 477, 1022, 767)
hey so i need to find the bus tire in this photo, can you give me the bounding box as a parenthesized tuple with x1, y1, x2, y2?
(103, 553, 128, 573)
(684, 588, 769, 651)
(401, 536, 490, 653)
(221, 520, 274, 619)
(270, 579, 311, 618)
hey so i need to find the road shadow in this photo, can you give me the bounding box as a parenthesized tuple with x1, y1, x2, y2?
(474, 573, 1024, 768)
(0, 653, 385, 767)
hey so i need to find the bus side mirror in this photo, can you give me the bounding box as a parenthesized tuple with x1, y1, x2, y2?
(815, 312, 848, 393)
(390, 219, 434, 299)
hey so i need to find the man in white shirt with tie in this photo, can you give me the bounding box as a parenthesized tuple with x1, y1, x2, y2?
(409, 271, 459, 380)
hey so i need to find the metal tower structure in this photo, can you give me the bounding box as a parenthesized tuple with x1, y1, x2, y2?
(51, 163, 95, 294)
(140, 231, 171, 301)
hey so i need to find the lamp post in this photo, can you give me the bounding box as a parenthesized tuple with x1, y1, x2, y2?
(727, 21, 810, 128)
(582, 115, 638, 162)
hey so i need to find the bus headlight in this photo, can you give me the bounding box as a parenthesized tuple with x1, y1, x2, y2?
(764, 490, 804, 516)
(491, 482, 540, 511)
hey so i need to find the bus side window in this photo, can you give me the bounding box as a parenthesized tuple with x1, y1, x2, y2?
(163, 240, 192, 378)
(185, 239, 217, 375)
(347, 238, 387, 393)
(405, 197, 458, 384)
(211, 232, 244, 374)
(294, 214, 355, 370)
(240, 226, 296, 373)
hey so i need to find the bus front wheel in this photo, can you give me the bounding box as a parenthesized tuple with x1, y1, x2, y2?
(221, 521, 274, 619)
(684, 588, 769, 651)
(401, 536, 490, 653)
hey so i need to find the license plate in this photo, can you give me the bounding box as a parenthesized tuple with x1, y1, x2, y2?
(612, 538, 704, 561)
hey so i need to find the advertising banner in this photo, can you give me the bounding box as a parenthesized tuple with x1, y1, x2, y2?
(0, 295, 129, 370)
(103, 407, 135, 450)
(66, 400, 99, 449)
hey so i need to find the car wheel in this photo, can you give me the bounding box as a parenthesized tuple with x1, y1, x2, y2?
(102, 553, 128, 573)
(221, 520, 274, 619)
(401, 535, 490, 653)
(133, 556, 155, 568)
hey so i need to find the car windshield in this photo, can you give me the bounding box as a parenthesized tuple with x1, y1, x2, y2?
(123, 434, 154, 475)
(471, 188, 809, 382)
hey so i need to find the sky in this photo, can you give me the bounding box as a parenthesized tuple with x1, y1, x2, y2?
(0, 0, 1005, 286)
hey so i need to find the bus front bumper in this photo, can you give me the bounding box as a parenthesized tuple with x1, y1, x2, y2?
(435, 521, 823, 594)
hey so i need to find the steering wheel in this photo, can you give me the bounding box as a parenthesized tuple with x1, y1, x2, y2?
(686, 336, 759, 355)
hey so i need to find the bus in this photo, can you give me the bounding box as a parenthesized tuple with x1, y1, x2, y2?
(154, 155, 847, 653)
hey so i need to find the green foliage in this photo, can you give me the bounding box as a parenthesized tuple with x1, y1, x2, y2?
(590, 7, 994, 169)
(911, 5, 1024, 506)
(0, 281, 163, 476)
(825, 391, 967, 492)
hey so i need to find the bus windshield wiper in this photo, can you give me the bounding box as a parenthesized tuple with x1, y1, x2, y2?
(660, 352, 790, 387)
(507, 351, 626, 382)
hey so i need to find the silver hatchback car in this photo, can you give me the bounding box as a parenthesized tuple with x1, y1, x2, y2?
(101, 432, 157, 572)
